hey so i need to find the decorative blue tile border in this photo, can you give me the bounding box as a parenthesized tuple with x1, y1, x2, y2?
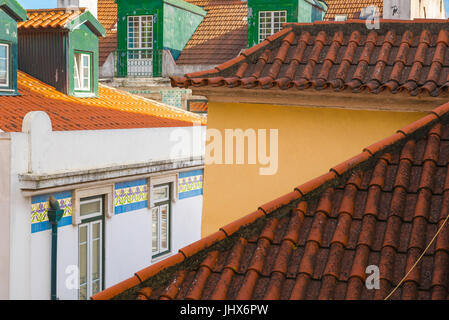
(114, 179, 148, 215)
(31, 191, 73, 234)
(178, 170, 203, 200)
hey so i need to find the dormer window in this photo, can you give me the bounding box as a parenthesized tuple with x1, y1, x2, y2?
(258, 10, 287, 43)
(0, 43, 10, 88)
(74, 51, 92, 92)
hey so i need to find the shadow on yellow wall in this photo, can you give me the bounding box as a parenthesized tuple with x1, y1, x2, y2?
(201, 101, 426, 237)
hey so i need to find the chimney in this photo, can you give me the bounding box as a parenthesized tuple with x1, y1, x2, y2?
(57, 0, 97, 18)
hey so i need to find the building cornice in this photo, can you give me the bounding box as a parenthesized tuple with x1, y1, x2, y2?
(191, 87, 448, 112)
(19, 156, 204, 193)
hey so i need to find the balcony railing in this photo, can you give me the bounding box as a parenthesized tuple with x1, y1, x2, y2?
(114, 49, 162, 78)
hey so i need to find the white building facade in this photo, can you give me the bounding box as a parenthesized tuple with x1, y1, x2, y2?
(0, 111, 206, 300)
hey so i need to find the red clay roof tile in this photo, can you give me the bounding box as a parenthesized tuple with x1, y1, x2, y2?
(324, 0, 383, 21)
(98, 0, 117, 65)
(173, 20, 449, 98)
(95, 99, 449, 300)
(0, 72, 205, 132)
(176, 0, 247, 65)
(18, 8, 86, 30)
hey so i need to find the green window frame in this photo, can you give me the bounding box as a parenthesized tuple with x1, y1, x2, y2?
(74, 51, 93, 92)
(0, 42, 11, 89)
(78, 196, 105, 300)
(152, 184, 171, 259)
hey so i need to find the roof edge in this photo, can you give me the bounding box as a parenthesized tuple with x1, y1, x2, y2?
(164, 0, 207, 17)
(0, 0, 27, 21)
(66, 9, 106, 37)
(92, 100, 449, 300)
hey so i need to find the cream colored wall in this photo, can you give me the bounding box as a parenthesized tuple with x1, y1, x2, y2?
(411, 0, 445, 18)
(201, 102, 426, 237)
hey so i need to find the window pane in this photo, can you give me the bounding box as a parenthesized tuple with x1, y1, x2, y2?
(79, 224, 88, 292)
(92, 238, 100, 282)
(153, 186, 169, 202)
(160, 204, 169, 251)
(0, 46, 6, 59)
(152, 207, 159, 253)
(0, 45, 8, 85)
(92, 222, 100, 239)
(80, 200, 101, 217)
(79, 284, 88, 300)
(92, 280, 100, 296)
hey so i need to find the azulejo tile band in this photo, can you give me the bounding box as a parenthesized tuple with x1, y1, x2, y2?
(114, 179, 148, 214)
(31, 191, 73, 234)
(178, 170, 203, 200)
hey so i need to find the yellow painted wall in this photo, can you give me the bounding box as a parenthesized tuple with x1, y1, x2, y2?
(201, 102, 426, 237)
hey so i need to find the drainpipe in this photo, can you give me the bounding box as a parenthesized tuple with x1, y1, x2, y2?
(47, 196, 64, 300)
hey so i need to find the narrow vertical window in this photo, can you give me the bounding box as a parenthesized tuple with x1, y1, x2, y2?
(127, 15, 153, 76)
(78, 196, 104, 300)
(258, 11, 287, 43)
(74, 52, 92, 92)
(151, 184, 170, 258)
(0, 44, 9, 87)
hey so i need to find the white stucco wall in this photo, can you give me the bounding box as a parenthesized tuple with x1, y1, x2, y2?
(0, 134, 11, 299)
(7, 112, 205, 300)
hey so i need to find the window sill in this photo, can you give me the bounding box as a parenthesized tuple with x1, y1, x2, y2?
(0, 88, 20, 96)
(72, 92, 97, 98)
(151, 251, 172, 263)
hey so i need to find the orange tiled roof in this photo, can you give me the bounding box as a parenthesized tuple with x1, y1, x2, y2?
(17, 8, 87, 30)
(98, 0, 117, 65)
(324, 0, 383, 20)
(0, 72, 206, 132)
(172, 19, 449, 97)
(93, 100, 449, 300)
(177, 0, 247, 65)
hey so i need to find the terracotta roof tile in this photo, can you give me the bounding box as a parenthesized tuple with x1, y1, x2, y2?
(18, 8, 87, 30)
(0, 71, 206, 132)
(173, 20, 449, 98)
(93, 96, 449, 300)
(177, 0, 247, 65)
(324, 0, 383, 21)
(98, 0, 117, 65)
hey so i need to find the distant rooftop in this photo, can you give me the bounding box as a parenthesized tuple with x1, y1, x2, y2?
(0, 71, 206, 132)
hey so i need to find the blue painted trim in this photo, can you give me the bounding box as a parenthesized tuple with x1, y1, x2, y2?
(115, 179, 147, 190)
(179, 188, 203, 200)
(31, 216, 72, 234)
(32, 191, 72, 204)
(163, 47, 182, 61)
(179, 169, 203, 179)
(115, 201, 148, 215)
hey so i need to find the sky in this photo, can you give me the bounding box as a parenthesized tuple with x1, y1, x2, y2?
(18, 0, 56, 9)
(13, 0, 449, 17)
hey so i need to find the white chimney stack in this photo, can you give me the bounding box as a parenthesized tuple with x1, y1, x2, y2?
(57, 0, 98, 18)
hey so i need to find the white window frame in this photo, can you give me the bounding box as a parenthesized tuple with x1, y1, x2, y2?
(258, 10, 287, 43)
(151, 185, 171, 258)
(74, 52, 92, 92)
(127, 15, 153, 51)
(72, 185, 114, 226)
(0, 43, 10, 88)
(148, 174, 178, 209)
(78, 197, 104, 300)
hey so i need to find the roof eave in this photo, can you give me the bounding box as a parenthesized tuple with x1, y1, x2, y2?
(66, 10, 106, 37)
(0, 0, 27, 22)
